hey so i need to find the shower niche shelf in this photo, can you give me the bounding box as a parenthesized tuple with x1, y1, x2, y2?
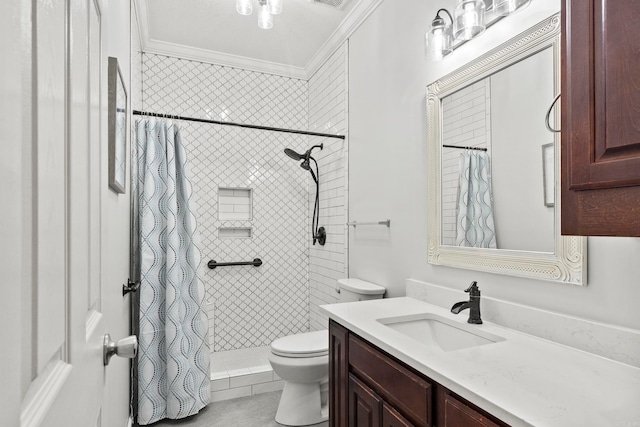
(218, 187, 253, 221)
(218, 227, 252, 239)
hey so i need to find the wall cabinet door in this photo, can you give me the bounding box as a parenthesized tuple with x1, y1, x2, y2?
(349, 374, 382, 427)
(561, 0, 640, 236)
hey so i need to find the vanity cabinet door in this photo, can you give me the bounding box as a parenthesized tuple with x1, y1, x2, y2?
(349, 335, 433, 426)
(383, 403, 415, 427)
(349, 374, 382, 427)
(329, 320, 349, 427)
(561, 0, 640, 236)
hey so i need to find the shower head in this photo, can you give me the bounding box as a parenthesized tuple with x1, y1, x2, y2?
(284, 144, 324, 164)
(284, 148, 304, 161)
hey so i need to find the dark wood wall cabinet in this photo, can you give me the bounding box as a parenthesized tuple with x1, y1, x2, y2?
(561, 0, 640, 236)
(329, 320, 510, 427)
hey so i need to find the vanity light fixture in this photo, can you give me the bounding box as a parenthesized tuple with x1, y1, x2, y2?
(236, 0, 283, 29)
(453, 0, 486, 41)
(427, 0, 534, 61)
(426, 9, 454, 61)
(493, 0, 531, 16)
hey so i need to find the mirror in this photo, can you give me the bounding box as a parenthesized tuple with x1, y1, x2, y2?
(426, 14, 587, 285)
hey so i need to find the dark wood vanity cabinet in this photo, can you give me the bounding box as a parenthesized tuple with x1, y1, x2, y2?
(561, 0, 640, 236)
(329, 320, 510, 427)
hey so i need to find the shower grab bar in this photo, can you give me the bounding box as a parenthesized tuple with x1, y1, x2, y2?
(133, 110, 345, 140)
(347, 220, 391, 227)
(207, 258, 263, 269)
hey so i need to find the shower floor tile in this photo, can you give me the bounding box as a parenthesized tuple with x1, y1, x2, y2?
(211, 346, 271, 375)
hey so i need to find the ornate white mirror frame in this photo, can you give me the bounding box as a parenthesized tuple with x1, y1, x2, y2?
(426, 14, 587, 285)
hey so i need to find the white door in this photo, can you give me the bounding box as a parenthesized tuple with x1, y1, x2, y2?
(1, 1, 132, 426)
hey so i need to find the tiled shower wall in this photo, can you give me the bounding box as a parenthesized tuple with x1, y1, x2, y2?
(142, 54, 311, 352)
(308, 44, 349, 331)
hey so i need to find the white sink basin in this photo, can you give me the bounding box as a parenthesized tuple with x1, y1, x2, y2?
(377, 313, 505, 352)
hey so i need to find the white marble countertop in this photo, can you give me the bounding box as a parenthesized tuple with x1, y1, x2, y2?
(320, 297, 640, 427)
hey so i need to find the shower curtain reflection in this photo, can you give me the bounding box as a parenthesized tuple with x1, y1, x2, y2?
(455, 150, 497, 248)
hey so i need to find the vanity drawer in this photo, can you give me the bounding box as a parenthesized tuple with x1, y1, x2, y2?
(442, 394, 501, 427)
(349, 335, 432, 427)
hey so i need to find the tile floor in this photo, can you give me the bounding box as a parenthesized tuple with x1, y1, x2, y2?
(144, 391, 329, 427)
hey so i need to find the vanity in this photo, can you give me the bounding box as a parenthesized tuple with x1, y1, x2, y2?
(322, 297, 640, 427)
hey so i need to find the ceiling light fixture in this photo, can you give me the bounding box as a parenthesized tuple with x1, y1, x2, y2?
(236, 0, 283, 29)
(257, 0, 273, 29)
(237, 0, 252, 15)
(267, 0, 283, 15)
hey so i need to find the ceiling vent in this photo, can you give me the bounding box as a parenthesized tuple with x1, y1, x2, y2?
(310, 0, 349, 9)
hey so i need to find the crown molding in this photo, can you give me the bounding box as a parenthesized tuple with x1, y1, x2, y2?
(304, 0, 384, 79)
(142, 39, 308, 79)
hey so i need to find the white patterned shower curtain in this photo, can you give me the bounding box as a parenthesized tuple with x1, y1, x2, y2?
(455, 150, 497, 248)
(134, 119, 210, 425)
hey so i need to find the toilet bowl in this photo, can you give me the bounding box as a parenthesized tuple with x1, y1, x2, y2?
(269, 330, 329, 426)
(269, 278, 386, 426)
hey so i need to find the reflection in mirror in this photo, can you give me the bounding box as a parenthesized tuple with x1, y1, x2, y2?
(426, 14, 587, 285)
(441, 47, 554, 252)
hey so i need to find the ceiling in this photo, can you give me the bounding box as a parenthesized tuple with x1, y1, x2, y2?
(134, 0, 380, 79)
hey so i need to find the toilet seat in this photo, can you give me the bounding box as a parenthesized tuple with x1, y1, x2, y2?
(270, 330, 328, 358)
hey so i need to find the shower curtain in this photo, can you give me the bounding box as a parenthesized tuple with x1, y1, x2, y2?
(455, 150, 497, 248)
(135, 119, 210, 425)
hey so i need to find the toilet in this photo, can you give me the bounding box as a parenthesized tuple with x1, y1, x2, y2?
(269, 278, 386, 426)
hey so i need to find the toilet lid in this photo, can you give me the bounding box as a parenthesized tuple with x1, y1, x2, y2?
(270, 330, 328, 358)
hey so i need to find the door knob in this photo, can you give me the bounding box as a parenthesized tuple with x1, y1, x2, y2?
(103, 333, 138, 366)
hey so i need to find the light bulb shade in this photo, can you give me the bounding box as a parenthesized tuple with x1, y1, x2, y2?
(267, 0, 283, 15)
(454, 0, 486, 41)
(426, 20, 453, 61)
(236, 0, 253, 15)
(258, 4, 273, 29)
(493, 0, 531, 16)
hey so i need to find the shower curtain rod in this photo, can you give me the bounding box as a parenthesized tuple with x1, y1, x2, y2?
(443, 144, 488, 152)
(133, 110, 346, 140)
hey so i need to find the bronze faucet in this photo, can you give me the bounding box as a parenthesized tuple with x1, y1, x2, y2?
(451, 281, 483, 324)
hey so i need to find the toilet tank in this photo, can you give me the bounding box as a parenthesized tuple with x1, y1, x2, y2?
(337, 278, 386, 302)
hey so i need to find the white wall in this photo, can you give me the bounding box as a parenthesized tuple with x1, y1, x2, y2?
(348, 0, 640, 332)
